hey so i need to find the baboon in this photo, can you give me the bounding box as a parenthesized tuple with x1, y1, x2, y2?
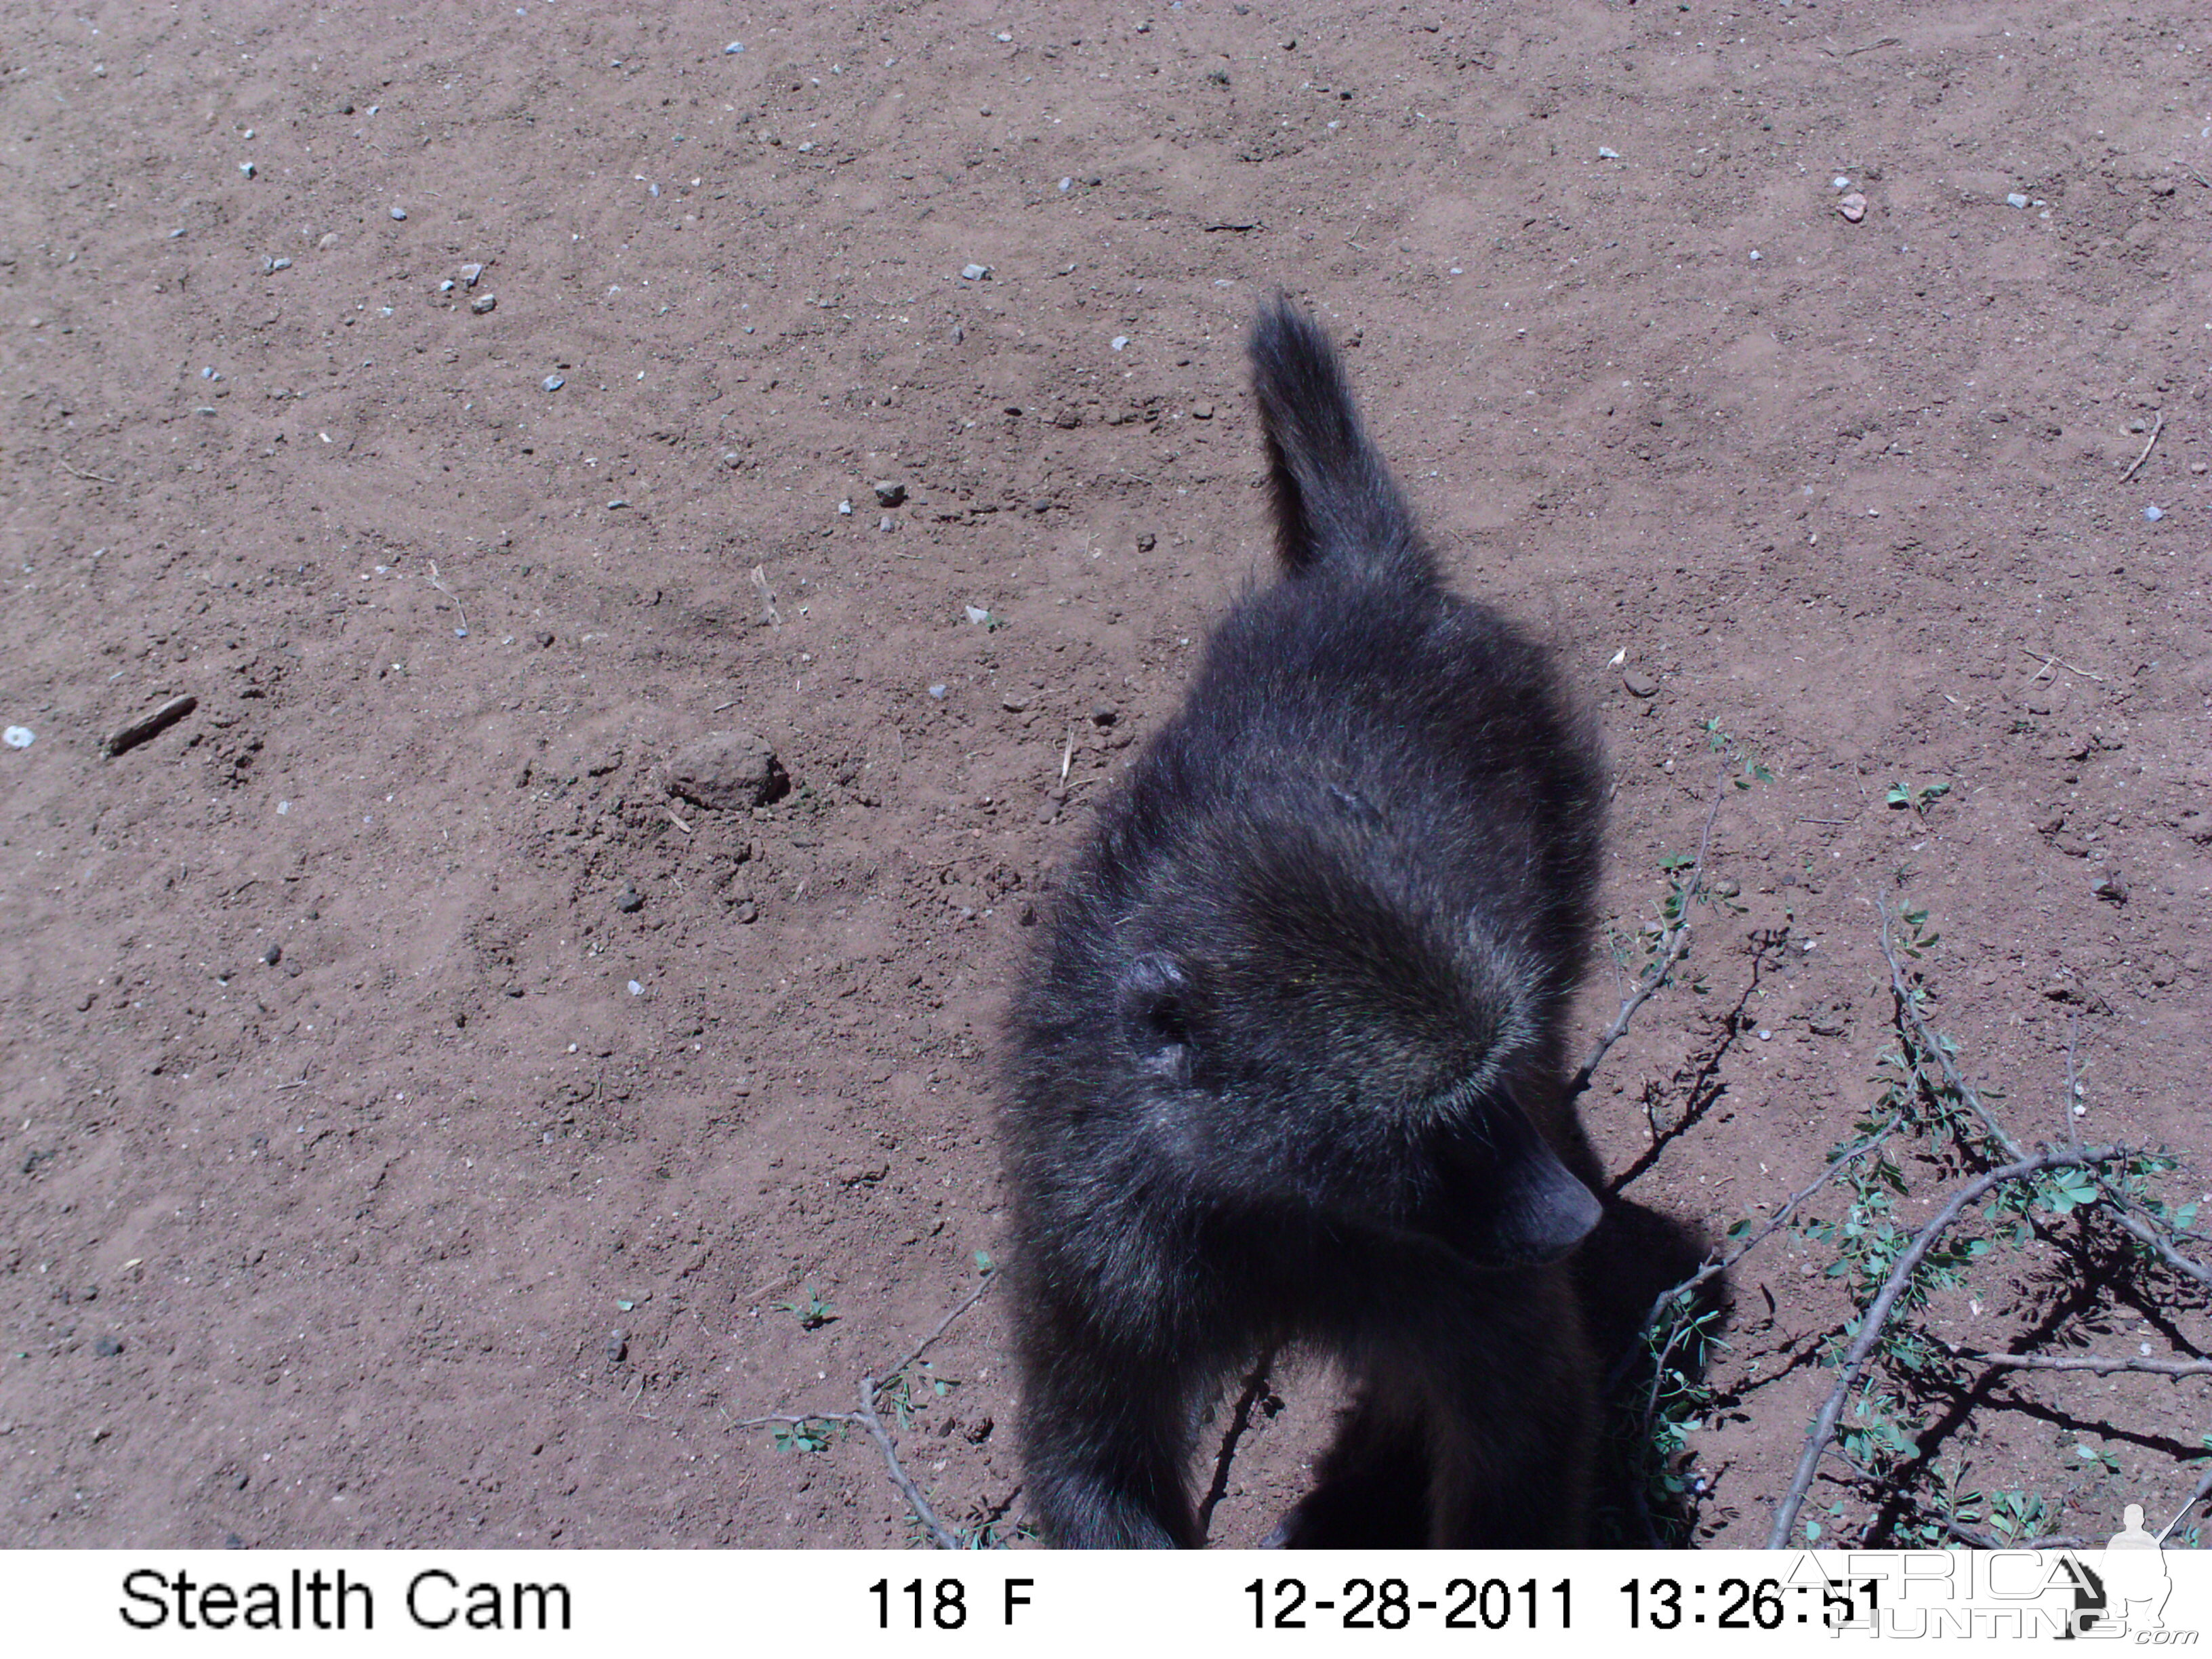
(1002, 298, 1614, 1548)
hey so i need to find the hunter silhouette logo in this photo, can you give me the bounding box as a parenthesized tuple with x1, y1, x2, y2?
(2081, 1503, 2174, 1637)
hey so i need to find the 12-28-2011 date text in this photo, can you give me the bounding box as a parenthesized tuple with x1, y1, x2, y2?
(1248, 1576, 1571, 1631)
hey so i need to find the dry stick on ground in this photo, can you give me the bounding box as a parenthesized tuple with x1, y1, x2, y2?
(1571, 760, 1729, 1098)
(853, 1376, 962, 1550)
(104, 694, 198, 757)
(2162, 1462, 2212, 1544)
(2120, 412, 2165, 483)
(1766, 1147, 2129, 1549)
(1612, 1112, 1906, 1391)
(1949, 1349, 2212, 1380)
(1877, 899, 2212, 1289)
(2018, 644, 2108, 683)
(734, 1272, 995, 1549)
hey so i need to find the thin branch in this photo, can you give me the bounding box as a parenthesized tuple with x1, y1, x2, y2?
(2160, 1462, 2212, 1544)
(2119, 412, 2165, 483)
(1573, 762, 1728, 1095)
(1767, 1147, 2128, 1549)
(1197, 1349, 1276, 1540)
(1945, 1343, 2212, 1380)
(855, 1372, 962, 1549)
(58, 459, 119, 483)
(732, 1410, 855, 1431)
(1943, 1516, 2093, 1550)
(876, 1271, 995, 1393)
(1877, 898, 2212, 1289)
(733, 1270, 998, 1549)
(2017, 644, 2106, 683)
(1614, 1113, 1904, 1388)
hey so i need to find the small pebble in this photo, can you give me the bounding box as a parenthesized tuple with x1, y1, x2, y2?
(462, 263, 483, 286)
(542, 375, 565, 392)
(1622, 670, 1660, 698)
(262, 943, 282, 966)
(607, 1333, 628, 1363)
(1059, 177, 1073, 192)
(94, 1336, 123, 1357)
(607, 498, 630, 510)
(1002, 693, 1032, 712)
(1191, 403, 1214, 419)
(872, 479, 906, 508)
(1832, 176, 1851, 190)
(268, 255, 292, 270)
(880, 516, 896, 532)
(628, 979, 644, 996)
(3, 727, 32, 749)
(1136, 533, 1156, 552)
(964, 605, 992, 626)
(1597, 146, 1620, 161)
(470, 293, 497, 314)
(1111, 335, 1130, 351)
(1837, 193, 1866, 222)
(390, 206, 408, 221)
(2006, 192, 2029, 209)
(616, 881, 644, 914)
(837, 499, 853, 516)
(2143, 505, 2164, 522)
(724, 41, 745, 54)
(928, 684, 947, 699)
(960, 263, 991, 281)
(239, 161, 255, 178)
(734, 900, 758, 924)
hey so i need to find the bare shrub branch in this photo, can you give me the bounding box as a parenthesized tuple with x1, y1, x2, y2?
(1767, 1147, 2129, 1549)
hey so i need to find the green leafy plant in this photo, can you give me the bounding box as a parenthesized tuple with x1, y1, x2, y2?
(771, 1416, 846, 1454)
(1885, 779, 1950, 815)
(776, 1286, 838, 1330)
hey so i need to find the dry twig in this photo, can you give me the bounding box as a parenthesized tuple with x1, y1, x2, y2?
(104, 694, 198, 758)
(2018, 645, 2106, 683)
(1950, 1348, 2212, 1381)
(1614, 1113, 1904, 1389)
(2119, 412, 2165, 483)
(1767, 1147, 2129, 1548)
(735, 1272, 996, 1548)
(1878, 900, 2212, 1289)
(1572, 762, 1728, 1096)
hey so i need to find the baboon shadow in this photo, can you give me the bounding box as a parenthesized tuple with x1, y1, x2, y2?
(1577, 1188, 1722, 1547)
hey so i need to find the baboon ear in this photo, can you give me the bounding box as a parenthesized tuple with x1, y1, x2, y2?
(1116, 953, 1197, 1078)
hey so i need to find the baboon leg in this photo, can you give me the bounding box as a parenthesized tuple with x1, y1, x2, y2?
(1420, 1269, 1597, 1548)
(1267, 1387, 1430, 1549)
(1021, 1342, 1204, 1549)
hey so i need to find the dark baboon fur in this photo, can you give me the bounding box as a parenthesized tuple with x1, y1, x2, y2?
(1002, 299, 1610, 1549)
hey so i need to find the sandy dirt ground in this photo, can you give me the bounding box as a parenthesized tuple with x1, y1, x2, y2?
(3, 1, 2209, 1551)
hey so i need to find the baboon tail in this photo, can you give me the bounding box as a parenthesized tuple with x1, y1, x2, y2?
(1249, 296, 1433, 586)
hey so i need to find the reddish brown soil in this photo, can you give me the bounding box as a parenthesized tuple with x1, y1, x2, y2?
(3, 1, 2208, 1551)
